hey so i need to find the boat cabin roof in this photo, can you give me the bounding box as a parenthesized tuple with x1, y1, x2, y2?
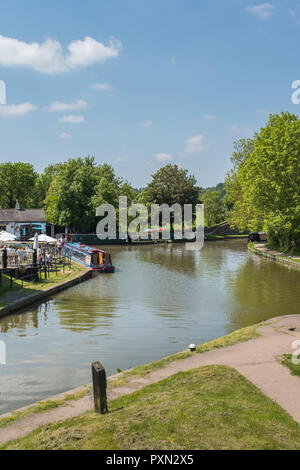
(65, 242, 105, 255)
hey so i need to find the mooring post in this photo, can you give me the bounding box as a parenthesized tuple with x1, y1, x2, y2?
(91, 361, 108, 415)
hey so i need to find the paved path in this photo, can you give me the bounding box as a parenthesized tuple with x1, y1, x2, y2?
(1, 315, 300, 445)
(254, 243, 300, 260)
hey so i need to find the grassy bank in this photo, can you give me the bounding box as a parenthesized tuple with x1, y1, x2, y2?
(3, 365, 300, 450)
(282, 355, 300, 377)
(206, 234, 248, 240)
(0, 386, 92, 429)
(0, 262, 87, 307)
(114, 322, 261, 384)
(248, 242, 300, 263)
(0, 321, 263, 428)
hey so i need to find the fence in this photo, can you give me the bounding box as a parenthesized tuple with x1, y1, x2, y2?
(0, 248, 72, 291)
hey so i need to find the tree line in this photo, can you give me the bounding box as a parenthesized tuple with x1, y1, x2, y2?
(225, 112, 300, 253)
(2, 111, 297, 250)
(0, 159, 225, 232)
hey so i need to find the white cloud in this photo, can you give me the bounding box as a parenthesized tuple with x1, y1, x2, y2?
(0, 102, 36, 117)
(185, 134, 205, 153)
(203, 114, 216, 120)
(59, 115, 85, 123)
(91, 83, 112, 91)
(155, 153, 173, 162)
(59, 132, 73, 139)
(170, 56, 176, 64)
(140, 120, 152, 128)
(116, 156, 128, 162)
(0, 35, 122, 74)
(246, 3, 275, 20)
(49, 99, 87, 112)
(231, 124, 252, 134)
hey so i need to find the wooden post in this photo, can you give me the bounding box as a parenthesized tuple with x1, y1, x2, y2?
(2, 249, 7, 269)
(91, 361, 108, 415)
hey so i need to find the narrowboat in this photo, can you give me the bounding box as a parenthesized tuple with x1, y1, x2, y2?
(63, 242, 115, 272)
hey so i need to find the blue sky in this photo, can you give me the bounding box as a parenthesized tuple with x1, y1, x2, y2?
(0, 0, 299, 187)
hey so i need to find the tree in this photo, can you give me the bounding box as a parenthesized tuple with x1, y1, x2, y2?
(145, 164, 199, 206)
(34, 164, 63, 208)
(0, 162, 39, 208)
(201, 190, 225, 227)
(226, 113, 300, 252)
(91, 164, 122, 209)
(45, 157, 100, 231)
(224, 138, 254, 214)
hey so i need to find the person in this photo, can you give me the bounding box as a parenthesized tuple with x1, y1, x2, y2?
(45, 250, 52, 264)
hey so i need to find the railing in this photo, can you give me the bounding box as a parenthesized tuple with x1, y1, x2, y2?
(6, 253, 34, 267)
(0, 252, 72, 291)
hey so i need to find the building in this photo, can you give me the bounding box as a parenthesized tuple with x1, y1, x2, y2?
(0, 205, 47, 241)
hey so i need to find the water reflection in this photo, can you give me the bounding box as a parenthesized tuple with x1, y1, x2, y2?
(55, 279, 118, 333)
(0, 240, 299, 414)
(227, 253, 300, 327)
(0, 302, 51, 334)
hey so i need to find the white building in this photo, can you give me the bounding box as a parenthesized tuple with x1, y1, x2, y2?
(0, 207, 47, 241)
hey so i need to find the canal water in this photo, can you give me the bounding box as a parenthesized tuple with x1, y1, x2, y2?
(0, 240, 300, 414)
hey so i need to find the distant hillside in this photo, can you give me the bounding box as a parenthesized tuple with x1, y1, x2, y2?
(199, 182, 225, 198)
(205, 221, 248, 236)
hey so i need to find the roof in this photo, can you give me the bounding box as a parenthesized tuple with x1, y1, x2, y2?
(0, 209, 46, 223)
(65, 242, 104, 254)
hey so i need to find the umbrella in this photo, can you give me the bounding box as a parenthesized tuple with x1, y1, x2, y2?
(29, 233, 57, 244)
(0, 230, 17, 241)
(32, 232, 39, 250)
(143, 227, 166, 233)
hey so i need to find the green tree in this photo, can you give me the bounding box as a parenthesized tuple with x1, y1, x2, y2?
(91, 164, 122, 209)
(145, 164, 199, 206)
(201, 190, 225, 227)
(0, 162, 39, 208)
(224, 138, 255, 214)
(226, 113, 300, 252)
(34, 164, 63, 208)
(45, 157, 100, 231)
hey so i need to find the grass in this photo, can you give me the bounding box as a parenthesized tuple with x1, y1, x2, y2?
(248, 243, 300, 264)
(281, 355, 300, 377)
(0, 386, 92, 429)
(0, 322, 265, 428)
(2, 365, 300, 450)
(0, 262, 87, 306)
(114, 322, 262, 384)
(206, 234, 248, 240)
(279, 256, 300, 263)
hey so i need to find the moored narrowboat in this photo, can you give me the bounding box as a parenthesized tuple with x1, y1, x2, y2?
(63, 242, 114, 272)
